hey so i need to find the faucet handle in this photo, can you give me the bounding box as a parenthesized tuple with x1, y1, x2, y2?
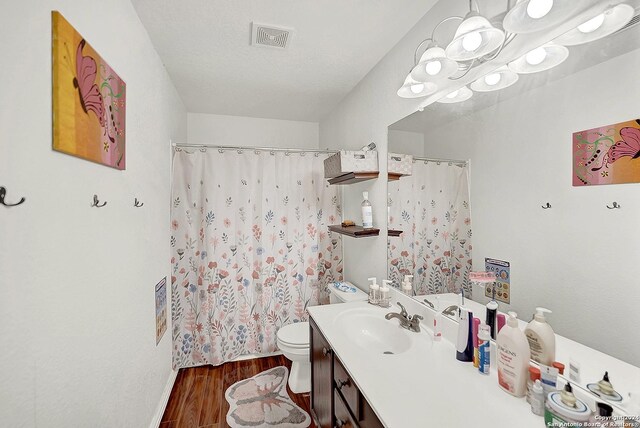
(411, 314, 424, 321)
(396, 302, 407, 317)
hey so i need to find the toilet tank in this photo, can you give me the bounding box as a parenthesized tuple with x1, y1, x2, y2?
(328, 281, 368, 304)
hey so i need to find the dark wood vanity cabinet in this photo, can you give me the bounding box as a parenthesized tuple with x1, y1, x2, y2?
(310, 318, 383, 428)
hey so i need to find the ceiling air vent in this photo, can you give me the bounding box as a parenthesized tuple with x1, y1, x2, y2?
(251, 22, 293, 49)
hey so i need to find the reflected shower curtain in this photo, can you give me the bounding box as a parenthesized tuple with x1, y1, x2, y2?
(171, 148, 343, 368)
(388, 161, 472, 297)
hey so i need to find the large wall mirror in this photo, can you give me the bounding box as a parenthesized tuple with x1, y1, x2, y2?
(386, 0, 640, 410)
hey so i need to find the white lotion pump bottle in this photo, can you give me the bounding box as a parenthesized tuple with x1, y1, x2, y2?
(496, 311, 531, 397)
(361, 191, 373, 229)
(525, 307, 556, 366)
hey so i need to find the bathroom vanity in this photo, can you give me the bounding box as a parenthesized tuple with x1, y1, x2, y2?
(309, 301, 548, 428)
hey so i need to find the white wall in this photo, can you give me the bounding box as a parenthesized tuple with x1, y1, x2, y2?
(188, 113, 319, 149)
(0, 1, 186, 426)
(419, 49, 640, 367)
(388, 130, 424, 157)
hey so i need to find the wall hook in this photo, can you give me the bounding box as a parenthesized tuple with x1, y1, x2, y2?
(541, 202, 552, 209)
(0, 186, 26, 207)
(91, 194, 107, 208)
(134, 198, 144, 207)
(606, 202, 621, 209)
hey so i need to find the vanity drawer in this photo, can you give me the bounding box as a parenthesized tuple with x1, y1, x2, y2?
(334, 355, 360, 419)
(334, 389, 358, 428)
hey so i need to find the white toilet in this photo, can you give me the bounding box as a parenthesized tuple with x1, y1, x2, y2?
(276, 283, 368, 393)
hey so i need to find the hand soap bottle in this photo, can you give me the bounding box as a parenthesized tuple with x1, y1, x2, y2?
(456, 307, 474, 362)
(361, 191, 373, 229)
(496, 311, 531, 397)
(525, 307, 555, 365)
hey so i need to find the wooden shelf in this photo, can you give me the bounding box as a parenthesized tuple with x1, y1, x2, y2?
(328, 225, 380, 238)
(388, 229, 403, 237)
(328, 171, 379, 185)
(388, 173, 402, 181)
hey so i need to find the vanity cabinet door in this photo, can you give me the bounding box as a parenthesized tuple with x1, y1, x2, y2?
(334, 390, 358, 428)
(310, 319, 333, 428)
(334, 355, 360, 419)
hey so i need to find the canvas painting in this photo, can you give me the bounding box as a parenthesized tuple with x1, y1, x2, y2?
(52, 11, 126, 169)
(573, 118, 640, 186)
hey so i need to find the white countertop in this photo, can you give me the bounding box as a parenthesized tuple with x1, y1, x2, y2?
(308, 301, 543, 428)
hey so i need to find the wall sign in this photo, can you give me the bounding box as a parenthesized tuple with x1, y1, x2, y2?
(485, 258, 510, 304)
(52, 11, 126, 169)
(573, 118, 640, 186)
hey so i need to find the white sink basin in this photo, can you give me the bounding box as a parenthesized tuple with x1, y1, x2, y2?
(334, 307, 413, 355)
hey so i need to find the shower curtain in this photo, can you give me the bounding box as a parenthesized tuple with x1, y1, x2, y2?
(388, 161, 472, 297)
(170, 148, 343, 368)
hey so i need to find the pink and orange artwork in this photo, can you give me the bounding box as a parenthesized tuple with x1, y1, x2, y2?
(573, 118, 640, 186)
(52, 11, 126, 170)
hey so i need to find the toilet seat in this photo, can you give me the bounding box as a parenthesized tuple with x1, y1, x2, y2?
(277, 322, 309, 348)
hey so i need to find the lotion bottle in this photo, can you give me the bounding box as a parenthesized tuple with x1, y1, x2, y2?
(496, 311, 531, 397)
(361, 191, 373, 228)
(525, 307, 556, 366)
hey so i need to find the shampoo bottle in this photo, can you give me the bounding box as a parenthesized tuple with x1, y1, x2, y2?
(496, 311, 531, 397)
(525, 307, 556, 365)
(361, 191, 373, 229)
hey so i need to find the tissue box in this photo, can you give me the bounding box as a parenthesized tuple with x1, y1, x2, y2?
(324, 150, 379, 178)
(388, 153, 413, 177)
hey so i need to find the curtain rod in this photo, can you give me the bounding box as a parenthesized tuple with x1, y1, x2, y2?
(413, 156, 469, 165)
(172, 142, 339, 155)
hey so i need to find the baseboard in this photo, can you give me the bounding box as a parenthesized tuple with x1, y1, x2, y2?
(231, 350, 283, 362)
(149, 368, 178, 428)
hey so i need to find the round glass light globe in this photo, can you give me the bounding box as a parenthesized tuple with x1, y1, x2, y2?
(447, 89, 460, 99)
(526, 0, 553, 19)
(410, 83, 425, 94)
(484, 73, 501, 86)
(425, 60, 442, 76)
(525, 47, 547, 65)
(578, 13, 605, 33)
(462, 32, 482, 52)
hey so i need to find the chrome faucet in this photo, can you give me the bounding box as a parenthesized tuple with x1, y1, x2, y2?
(385, 302, 424, 333)
(423, 298, 434, 309)
(442, 304, 458, 317)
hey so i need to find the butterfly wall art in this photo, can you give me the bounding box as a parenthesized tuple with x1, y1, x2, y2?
(52, 11, 126, 170)
(573, 118, 640, 186)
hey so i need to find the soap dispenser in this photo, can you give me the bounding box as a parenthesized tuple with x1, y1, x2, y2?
(380, 280, 391, 308)
(367, 277, 379, 305)
(525, 307, 556, 365)
(456, 307, 474, 362)
(402, 275, 413, 296)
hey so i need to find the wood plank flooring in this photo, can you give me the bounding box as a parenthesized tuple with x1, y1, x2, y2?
(160, 355, 316, 428)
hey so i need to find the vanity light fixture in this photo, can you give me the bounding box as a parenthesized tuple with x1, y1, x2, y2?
(436, 86, 473, 103)
(470, 66, 519, 92)
(554, 3, 634, 46)
(445, 11, 506, 61)
(502, 0, 577, 34)
(397, 75, 438, 99)
(508, 43, 569, 74)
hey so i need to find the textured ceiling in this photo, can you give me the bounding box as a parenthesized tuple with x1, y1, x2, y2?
(131, 0, 438, 122)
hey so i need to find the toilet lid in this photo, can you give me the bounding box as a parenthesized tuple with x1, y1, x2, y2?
(277, 322, 309, 347)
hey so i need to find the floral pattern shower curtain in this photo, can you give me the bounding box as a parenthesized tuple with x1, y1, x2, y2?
(171, 148, 343, 368)
(388, 161, 472, 297)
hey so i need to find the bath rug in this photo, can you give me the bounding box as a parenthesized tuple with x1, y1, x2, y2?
(225, 366, 311, 428)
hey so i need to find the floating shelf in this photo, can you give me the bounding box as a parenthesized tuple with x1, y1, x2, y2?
(388, 173, 402, 181)
(328, 171, 379, 185)
(328, 225, 380, 238)
(388, 229, 403, 237)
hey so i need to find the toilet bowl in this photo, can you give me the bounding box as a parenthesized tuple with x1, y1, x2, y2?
(276, 283, 367, 393)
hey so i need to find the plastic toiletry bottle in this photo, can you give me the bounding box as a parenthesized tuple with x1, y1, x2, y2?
(456, 308, 474, 362)
(433, 296, 442, 341)
(544, 382, 591, 427)
(478, 324, 491, 375)
(473, 317, 480, 368)
(530, 379, 545, 416)
(497, 313, 506, 334)
(361, 191, 373, 229)
(525, 307, 556, 365)
(367, 277, 379, 305)
(540, 364, 560, 395)
(486, 287, 499, 339)
(380, 280, 391, 308)
(527, 365, 541, 403)
(496, 311, 531, 397)
(402, 275, 413, 296)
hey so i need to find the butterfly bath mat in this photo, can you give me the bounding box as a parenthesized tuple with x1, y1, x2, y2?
(225, 366, 311, 428)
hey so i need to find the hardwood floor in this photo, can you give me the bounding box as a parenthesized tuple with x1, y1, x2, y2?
(160, 355, 317, 428)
